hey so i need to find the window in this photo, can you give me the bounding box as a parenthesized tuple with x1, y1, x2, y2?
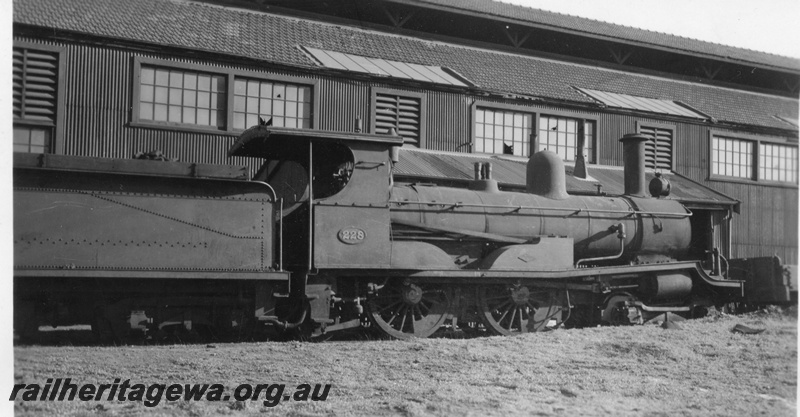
(233, 78, 312, 129)
(537, 115, 594, 162)
(133, 58, 316, 133)
(14, 126, 51, 154)
(139, 66, 226, 128)
(711, 136, 754, 179)
(760, 142, 798, 183)
(13, 46, 61, 153)
(639, 124, 673, 170)
(475, 107, 532, 156)
(372, 91, 423, 147)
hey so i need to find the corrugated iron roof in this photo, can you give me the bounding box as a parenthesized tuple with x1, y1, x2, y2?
(302, 46, 470, 87)
(13, 0, 798, 131)
(576, 88, 706, 119)
(394, 148, 738, 206)
(396, 0, 800, 72)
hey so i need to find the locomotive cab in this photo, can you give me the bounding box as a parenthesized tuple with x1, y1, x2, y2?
(230, 126, 403, 269)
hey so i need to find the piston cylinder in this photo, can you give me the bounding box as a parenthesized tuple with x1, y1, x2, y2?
(639, 273, 693, 299)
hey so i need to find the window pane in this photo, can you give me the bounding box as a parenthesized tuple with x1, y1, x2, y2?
(286, 85, 298, 102)
(141, 85, 154, 102)
(273, 84, 285, 99)
(168, 105, 181, 123)
(154, 87, 168, 103)
(154, 104, 168, 121)
(247, 80, 260, 96)
(234, 79, 247, 95)
(233, 113, 245, 129)
(155, 69, 169, 86)
(234, 95, 246, 112)
(141, 67, 155, 85)
(198, 92, 210, 108)
(169, 88, 182, 105)
(247, 97, 259, 112)
(139, 102, 153, 120)
(246, 114, 258, 129)
(183, 90, 196, 107)
(183, 108, 195, 125)
(197, 109, 209, 125)
(197, 75, 210, 91)
(169, 71, 182, 88)
(286, 102, 297, 118)
(183, 73, 197, 89)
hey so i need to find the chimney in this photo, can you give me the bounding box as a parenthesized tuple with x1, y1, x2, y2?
(619, 133, 649, 197)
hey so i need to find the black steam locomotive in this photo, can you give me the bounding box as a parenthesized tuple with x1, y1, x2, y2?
(14, 127, 750, 341)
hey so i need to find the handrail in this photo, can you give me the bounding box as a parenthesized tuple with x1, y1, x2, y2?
(388, 200, 692, 218)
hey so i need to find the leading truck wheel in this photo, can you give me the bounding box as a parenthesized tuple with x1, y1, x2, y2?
(478, 285, 564, 335)
(366, 280, 450, 340)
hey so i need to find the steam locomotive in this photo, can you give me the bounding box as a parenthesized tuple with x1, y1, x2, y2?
(14, 127, 750, 341)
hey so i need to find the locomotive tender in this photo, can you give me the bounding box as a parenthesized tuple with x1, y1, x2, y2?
(14, 127, 745, 341)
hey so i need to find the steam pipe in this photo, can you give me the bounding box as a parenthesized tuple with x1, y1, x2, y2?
(575, 223, 626, 267)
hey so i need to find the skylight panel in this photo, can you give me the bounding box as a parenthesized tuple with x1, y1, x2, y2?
(577, 87, 706, 119)
(302, 46, 471, 87)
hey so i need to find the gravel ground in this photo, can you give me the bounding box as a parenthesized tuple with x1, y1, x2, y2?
(12, 307, 797, 416)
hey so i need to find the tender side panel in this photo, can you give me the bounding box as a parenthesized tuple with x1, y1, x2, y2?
(14, 167, 275, 275)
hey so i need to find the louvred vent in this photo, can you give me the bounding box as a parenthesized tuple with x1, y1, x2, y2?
(374, 93, 420, 146)
(13, 48, 59, 124)
(640, 126, 673, 170)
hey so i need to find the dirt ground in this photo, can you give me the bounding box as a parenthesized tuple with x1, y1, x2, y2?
(12, 307, 797, 416)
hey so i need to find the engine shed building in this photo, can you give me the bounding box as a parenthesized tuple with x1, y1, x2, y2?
(13, 0, 799, 267)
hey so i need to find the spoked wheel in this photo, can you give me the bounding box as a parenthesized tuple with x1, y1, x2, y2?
(367, 280, 450, 340)
(478, 284, 565, 335)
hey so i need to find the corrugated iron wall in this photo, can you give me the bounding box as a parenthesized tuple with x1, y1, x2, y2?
(15, 36, 798, 263)
(425, 91, 472, 152)
(316, 77, 370, 132)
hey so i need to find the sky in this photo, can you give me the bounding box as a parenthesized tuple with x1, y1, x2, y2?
(499, 0, 800, 59)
